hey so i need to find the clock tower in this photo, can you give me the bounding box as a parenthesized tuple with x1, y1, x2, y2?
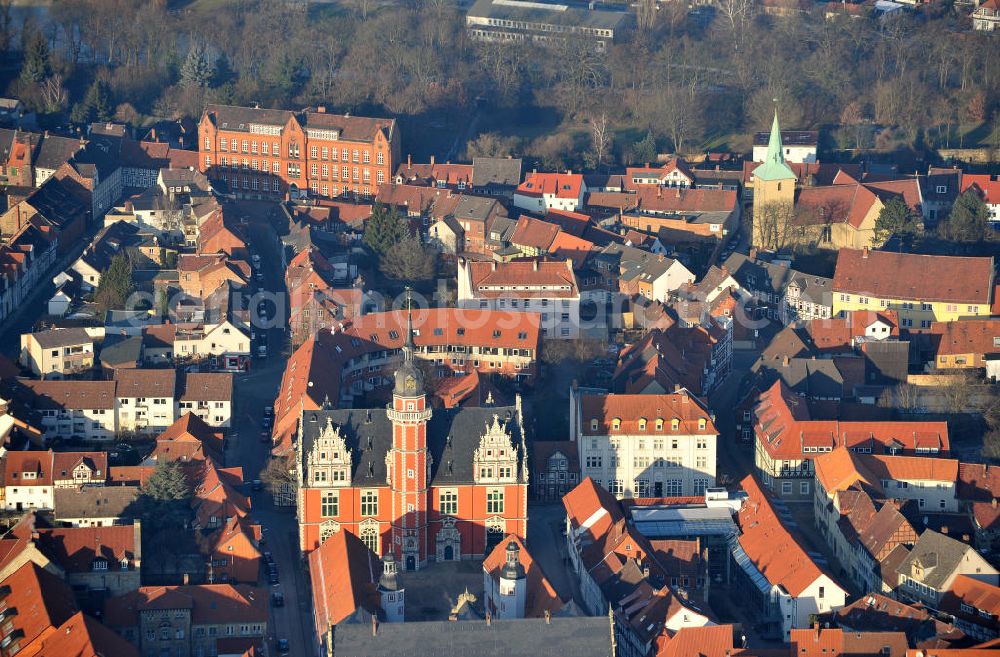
(385, 299, 431, 570)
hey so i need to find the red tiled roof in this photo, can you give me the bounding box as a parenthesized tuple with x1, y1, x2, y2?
(35, 524, 138, 573)
(796, 184, 879, 229)
(562, 477, 624, 542)
(543, 209, 592, 237)
(0, 561, 78, 650)
(152, 412, 224, 463)
(511, 215, 561, 251)
(940, 575, 1000, 621)
(549, 231, 596, 267)
(755, 381, 949, 461)
(308, 529, 381, 629)
(930, 320, 1000, 357)
(864, 178, 924, 214)
(791, 628, 909, 657)
(105, 584, 267, 626)
(636, 187, 737, 214)
(37, 611, 141, 657)
(466, 259, 579, 299)
(657, 625, 734, 657)
(737, 475, 842, 597)
(580, 391, 716, 436)
(3, 449, 54, 485)
(961, 174, 1000, 205)
(833, 249, 994, 305)
(114, 368, 176, 399)
(516, 172, 584, 199)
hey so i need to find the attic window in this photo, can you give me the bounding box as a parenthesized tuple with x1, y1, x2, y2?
(434, 328, 443, 336)
(656, 418, 664, 431)
(698, 418, 707, 430)
(457, 328, 465, 336)
(638, 418, 647, 431)
(612, 418, 621, 431)
(671, 418, 680, 431)
(518, 332, 527, 340)
(590, 419, 598, 431)
(389, 330, 399, 340)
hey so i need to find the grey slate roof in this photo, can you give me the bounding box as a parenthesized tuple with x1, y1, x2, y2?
(472, 157, 522, 187)
(896, 529, 976, 591)
(299, 405, 523, 486)
(34, 134, 83, 170)
(29, 327, 93, 349)
(100, 335, 144, 368)
(54, 485, 140, 521)
(334, 617, 613, 657)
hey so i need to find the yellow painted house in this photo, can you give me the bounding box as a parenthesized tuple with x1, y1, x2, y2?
(832, 248, 995, 329)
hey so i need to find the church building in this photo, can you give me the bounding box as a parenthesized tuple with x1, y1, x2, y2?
(295, 309, 529, 569)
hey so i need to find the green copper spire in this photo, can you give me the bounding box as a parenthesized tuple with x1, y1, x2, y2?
(752, 107, 796, 182)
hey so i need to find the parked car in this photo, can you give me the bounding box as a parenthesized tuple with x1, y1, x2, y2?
(271, 592, 285, 607)
(276, 639, 289, 655)
(252, 480, 263, 491)
(260, 431, 270, 444)
(269, 571, 279, 585)
(263, 551, 273, 564)
(264, 406, 273, 417)
(257, 345, 268, 358)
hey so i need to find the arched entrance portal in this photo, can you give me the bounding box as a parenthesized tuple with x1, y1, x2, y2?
(406, 555, 416, 571)
(444, 545, 454, 561)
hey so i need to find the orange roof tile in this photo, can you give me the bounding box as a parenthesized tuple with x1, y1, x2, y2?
(307, 530, 381, 628)
(483, 535, 566, 618)
(737, 475, 841, 597)
(580, 391, 716, 436)
(517, 172, 584, 199)
(466, 259, 579, 299)
(562, 477, 624, 542)
(657, 625, 734, 657)
(833, 249, 994, 305)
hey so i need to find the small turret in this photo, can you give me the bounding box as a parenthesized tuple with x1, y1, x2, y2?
(496, 540, 527, 619)
(378, 553, 405, 623)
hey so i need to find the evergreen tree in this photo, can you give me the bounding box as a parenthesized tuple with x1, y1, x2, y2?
(872, 197, 920, 247)
(363, 204, 409, 256)
(212, 52, 234, 87)
(84, 80, 112, 123)
(136, 461, 191, 534)
(942, 190, 990, 244)
(180, 43, 214, 88)
(19, 29, 50, 85)
(95, 253, 135, 312)
(632, 132, 657, 165)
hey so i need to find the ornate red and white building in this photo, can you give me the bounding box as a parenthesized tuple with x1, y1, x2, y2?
(295, 316, 529, 569)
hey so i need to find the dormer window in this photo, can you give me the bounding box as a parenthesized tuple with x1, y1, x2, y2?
(671, 418, 680, 431)
(612, 418, 621, 431)
(638, 418, 647, 431)
(92, 559, 108, 571)
(655, 418, 664, 431)
(590, 419, 598, 431)
(120, 557, 130, 569)
(698, 418, 707, 430)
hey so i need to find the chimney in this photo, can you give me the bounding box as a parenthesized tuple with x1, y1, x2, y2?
(544, 610, 551, 624)
(486, 612, 492, 627)
(941, 526, 948, 534)
(782, 355, 790, 367)
(317, 105, 326, 113)
(407, 153, 412, 167)
(533, 259, 539, 271)
(430, 155, 435, 166)
(371, 615, 378, 636)
(657, 187, 662, 199)
(862, 246, 870, 259)
(491, 261, 497, 271)
(182, 573, 189, 585)
(676, 187, 681, 197)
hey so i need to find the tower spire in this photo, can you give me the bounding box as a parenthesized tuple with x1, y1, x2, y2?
(392, 287, 424, 398)
(766, 102, 785, 166)
(404, 287, 415, 357)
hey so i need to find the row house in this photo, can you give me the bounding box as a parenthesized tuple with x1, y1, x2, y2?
(613, 319, 733, 399)
(732, 476, 848, 640)
(1, 169, 90, 254)
(115, 368, 177, 433)
(752, 380, 950, 500)
(177, 252, 250, 298)
(394, 154, 472, 189)
(285, 246, 372, 347)
(70, 220, 145, 290)
(0, 222, 58, 324)
(177, 372, 234, 428)
(2, 449, 107, 511)
(19, 327, 96, 377)
(561, 478, 715, 657)
(621, 186, 741, 243)
(833, 249, 994, 328)
(105, 583, 268, 657)
(197, 204, 249, 259)
(118, 138, 199, 190)
(199, 104, 399, 201)
(190, 460, 261, 583)
(457, 258, 581, 339)
(939, 575, 1000, 642)
(812, 448, 950, 594)
(269, 308, 541, 455)
(593, 242, 695, 303)
(957, 463, 1000, 553)
(173, 320, 252, 372)
(2, 129, 82, 188)
(721, 252, 833, 324)
(928, 319, 1000, 370)
(531, 440, 581, 501)
(294, 343, 529, 561)
(18, 379, 118, 441)
(571, 388, 719, 498)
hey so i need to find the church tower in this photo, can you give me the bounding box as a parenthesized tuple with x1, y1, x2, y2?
(385, 293, 431, 571)
(752, 107, 797, 251)
(378, 553, 405, 622)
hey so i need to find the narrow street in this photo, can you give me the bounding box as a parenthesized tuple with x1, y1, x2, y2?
(222, 201, 313, 657)
(708, 349, 759, 486)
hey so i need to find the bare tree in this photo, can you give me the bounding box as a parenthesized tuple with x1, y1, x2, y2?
(941, 373, 975, 414)
(40, 74, 69, 114)
(715, 0, 755, 51)
(636, 0, 657, 33)
(591, 112, 612, 170)
(477, 41, 524, 105)
(751, 201, 797, 252)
